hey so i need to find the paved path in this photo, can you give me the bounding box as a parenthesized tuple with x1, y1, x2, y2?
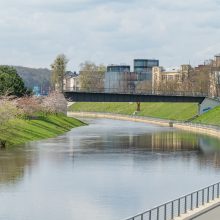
(174, 198, 220, 220)
(192, 205, 220, 220)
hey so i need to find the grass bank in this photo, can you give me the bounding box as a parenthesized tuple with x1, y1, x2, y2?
(0, 114, 85, 146)
(193, 106, 220, 126)
(69, 102, 198, 121)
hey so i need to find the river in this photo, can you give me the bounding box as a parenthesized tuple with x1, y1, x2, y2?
(1, 118, 220, 220)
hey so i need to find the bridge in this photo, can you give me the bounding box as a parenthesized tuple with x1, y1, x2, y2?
(64, 87, 220, 114)
(64, 88, 207, 103)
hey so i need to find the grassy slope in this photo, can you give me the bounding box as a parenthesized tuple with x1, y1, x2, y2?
(69, 102, 198, 121)
(0, 114, 85, 146)
(193, 106, 220, 126)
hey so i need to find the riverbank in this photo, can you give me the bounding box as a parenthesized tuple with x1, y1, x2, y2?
(193, 105, 220, 126)
(68, 112, 220, 140)
(0, 114, 85, 147)
(68, 112, 170, 126)
(69, 102, 198, 121)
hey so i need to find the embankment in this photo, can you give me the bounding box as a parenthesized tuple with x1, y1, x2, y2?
(69, 102, 220, 139)
(69, 102, 198, 121)
(0, 114, 85, 147)
(68, 112, 220, 140)
(68, 112, 171, 126)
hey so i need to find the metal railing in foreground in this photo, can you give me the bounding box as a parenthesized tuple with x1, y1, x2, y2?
(124, 182, 220, 220)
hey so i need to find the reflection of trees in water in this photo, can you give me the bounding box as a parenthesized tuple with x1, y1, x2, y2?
(79, 131, 200, 152)
(144, 131, 199, 151)
(0, 150, 35, 185)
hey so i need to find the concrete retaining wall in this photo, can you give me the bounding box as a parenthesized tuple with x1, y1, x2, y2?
(173, 123, 220, 139)
(199, 98, 220, 115)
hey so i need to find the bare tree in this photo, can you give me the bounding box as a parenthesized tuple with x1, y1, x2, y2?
(51, 54, 69, 92)
(136, 80, 152, 93)
(79, 61, 106, 92)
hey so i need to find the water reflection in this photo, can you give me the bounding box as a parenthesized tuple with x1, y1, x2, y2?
(0, 148, 36, 185)
(96, 131, 200, 152)
(0, 119, 220, 220)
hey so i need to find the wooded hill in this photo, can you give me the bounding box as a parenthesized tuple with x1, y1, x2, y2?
(14, 66, 51, 94)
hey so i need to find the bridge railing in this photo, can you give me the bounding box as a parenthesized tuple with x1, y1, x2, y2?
(124, 182, 220, 220)
(64, 87, 208, 97)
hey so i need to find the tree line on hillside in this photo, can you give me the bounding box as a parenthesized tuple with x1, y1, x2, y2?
(14, 66, 51, 95)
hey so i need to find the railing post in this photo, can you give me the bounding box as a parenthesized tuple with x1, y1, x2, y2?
(191, 193, 193, 210)
(196, 191, 199, 208)
(185, 196, 187, 213)
(149, 210, 151, 220)
(212, 185, 215, 200)
(218, 183, 220, 198)
(178, 198, 181, 216)
(202, 189, 204, 205)
(207, 187, 210, 203)
(141, 214, 143, 220)
(157, 207, 159, 220)
(171, 201, 174, 219)
(164, 204, 167, 220)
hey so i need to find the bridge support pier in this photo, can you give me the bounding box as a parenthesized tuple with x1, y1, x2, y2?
(198, 103, 201, 115)
(136, 102, 141, 111)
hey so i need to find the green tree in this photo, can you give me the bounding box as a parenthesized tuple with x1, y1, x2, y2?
(79, 61, 106, 91)
(51, 54, 68, 92)
(0, 66, 28, 96)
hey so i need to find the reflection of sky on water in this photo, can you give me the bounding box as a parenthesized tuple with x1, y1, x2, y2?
(1, 119, 220, 220)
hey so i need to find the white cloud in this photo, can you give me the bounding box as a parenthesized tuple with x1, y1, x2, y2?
(0, 0, 219, 70)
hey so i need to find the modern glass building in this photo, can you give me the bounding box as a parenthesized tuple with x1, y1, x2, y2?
(134, 59, 159, 72)
(104, 59, 159, 93)
(105, 65, 131, 93)
(107, 65, 130, 73)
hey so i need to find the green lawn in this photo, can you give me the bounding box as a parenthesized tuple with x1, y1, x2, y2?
(193, 106, 220, 126)
(0, 114, 85, 146)
(69, 102, 198, 121)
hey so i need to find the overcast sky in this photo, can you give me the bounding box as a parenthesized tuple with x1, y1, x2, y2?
(0, 0, 220, 71)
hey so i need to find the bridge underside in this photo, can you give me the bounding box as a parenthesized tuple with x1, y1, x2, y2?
(64, 92, 205, 103)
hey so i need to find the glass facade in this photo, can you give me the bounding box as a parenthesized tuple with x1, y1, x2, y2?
(107, 65, 130, 73)
(104, 71, 153, 93)
(104, 59, 159, 93)
(134, 59, 159, 72)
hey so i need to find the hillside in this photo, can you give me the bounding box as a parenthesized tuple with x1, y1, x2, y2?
(69, 102, 198, 121)
(193, 105, 220, 126)
(14, 66, 51, 94)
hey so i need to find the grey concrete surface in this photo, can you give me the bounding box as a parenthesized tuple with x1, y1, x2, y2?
(192, 205, 220, 220)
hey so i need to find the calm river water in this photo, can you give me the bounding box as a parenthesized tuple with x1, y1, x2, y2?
(1, 118, 220, 220)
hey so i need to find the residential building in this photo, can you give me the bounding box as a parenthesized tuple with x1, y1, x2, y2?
(152, 65, 191, 92)
(63, 71, 80, 91)
(212, 54, 220, 68)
